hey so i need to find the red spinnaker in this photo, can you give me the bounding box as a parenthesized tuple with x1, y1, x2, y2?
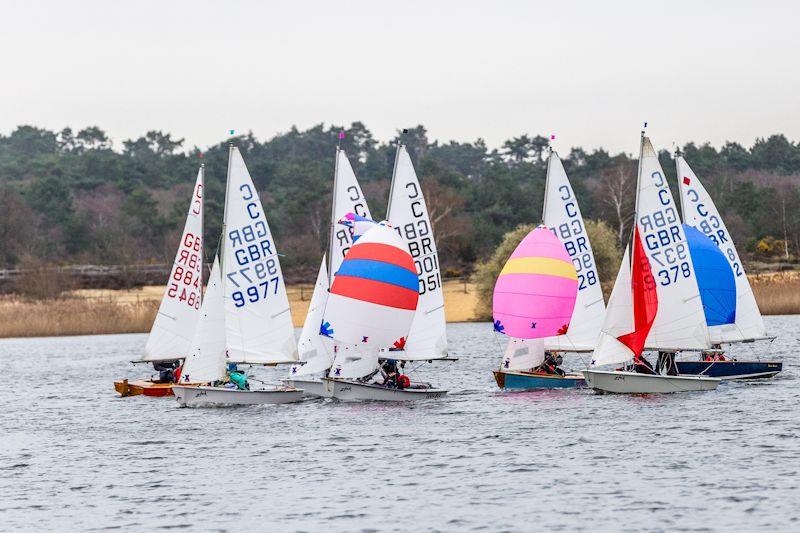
(616, 227, 658, 357)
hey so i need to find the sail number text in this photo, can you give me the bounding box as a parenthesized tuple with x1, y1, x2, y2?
(685, 188, 743, 277)
(393, 181, 441, 295)
(549, 184, 598, 290)
(228, 183, 283, 308)
(167, 232, 202, 309)
(640, 171, 692, 287)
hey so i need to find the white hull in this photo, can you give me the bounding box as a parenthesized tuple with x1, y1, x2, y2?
(582, 370, 720, 394)
(283, 378, 331, 398)
(321, 378, 447, 402)
(173, 385, 304, 407)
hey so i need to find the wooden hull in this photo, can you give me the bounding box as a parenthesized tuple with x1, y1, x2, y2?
(114, 379, 174, 397)
(493, 370, 586, 390)
(283, 378, 331, 398)
(582, 370, 720, 394)
(321, 378, 447, 402)
(173, 385, 304, 407)
(675, 360, 782, 380)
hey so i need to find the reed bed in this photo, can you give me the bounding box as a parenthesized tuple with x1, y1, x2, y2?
(0, 296, 159, 338)
(751, 272, 800, 315)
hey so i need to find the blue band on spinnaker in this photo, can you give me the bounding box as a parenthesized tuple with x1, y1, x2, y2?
(336, 258, 419, 292)
(684, 224, 736, 326)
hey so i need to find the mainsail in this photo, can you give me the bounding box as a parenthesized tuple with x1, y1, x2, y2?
(142, 166, 204, 362)
(541, 151, 606, 351)
(222, 147, 297, 364)
(591, 135, 709, 367)
(386, 145, 447, 360)
(180, 256, 226, 384)
(677, 156, 768, 343)
(312, 149, 375, 377)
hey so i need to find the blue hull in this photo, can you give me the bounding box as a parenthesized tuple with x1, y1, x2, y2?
(494, 371, 586, 389)
(675, 360, 782, 379)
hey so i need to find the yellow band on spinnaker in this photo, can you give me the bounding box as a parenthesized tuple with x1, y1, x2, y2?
(499, 257, 578, 280)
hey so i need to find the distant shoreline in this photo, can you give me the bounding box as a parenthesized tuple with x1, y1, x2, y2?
(1, 274, 798, 339)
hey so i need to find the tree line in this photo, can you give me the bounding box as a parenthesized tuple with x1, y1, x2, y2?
(1, 123, 799, 281)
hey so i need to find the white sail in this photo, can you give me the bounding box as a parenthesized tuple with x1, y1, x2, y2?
(591, 247, 635, 367)
(677, 156, 768, 343)
(322, 149, 375, 377)
(180, 256, 226, 384)
(330, 149, 372, 276)
(142, 166, 204, 361)
(502, 338, 545, 371)
(386, 145, 447, 360)
(329, 346, 380, 379)
(290, 257, 334, 377)
(541, 151, 606, 351)
(638, 137, 709, 351)
(222, 147, 297, 364)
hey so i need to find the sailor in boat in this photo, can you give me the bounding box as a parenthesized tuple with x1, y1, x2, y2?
(152, 360, 181, 383)
(632, 355, 656, 375)
(703, 344, 728, 362)
(535, 352, 566, 377)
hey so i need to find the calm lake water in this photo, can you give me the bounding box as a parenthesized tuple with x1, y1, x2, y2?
(0, 318, 798, 532)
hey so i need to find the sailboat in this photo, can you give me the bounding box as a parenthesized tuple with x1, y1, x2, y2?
(493, 149, 606, 389)
(675, 155, 782, 379)
(582, 133, 720, 394)
(492, 225, 584, 388)
(114, 166, 204, 397)
(172, 146, 303, 407)
(320, 219, 447, 401)
(284, 148, 373, 398)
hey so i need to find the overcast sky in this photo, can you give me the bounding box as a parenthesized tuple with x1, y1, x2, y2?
(2, 0, 798, 155)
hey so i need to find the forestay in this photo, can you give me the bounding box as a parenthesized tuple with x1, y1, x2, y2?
(180, 256, 226, 384)
(386, 145, 447, 360)
(223, 147, 297, 364)
(290, 257, 334, 377)
(142, 166, 204, 362)
(322, 223, 419, 349)
(678, 156, 768, 343)
(541, 151, 606, 351)
(637, 137, 708, 351)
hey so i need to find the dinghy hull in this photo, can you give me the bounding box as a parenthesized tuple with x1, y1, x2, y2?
(321, 378, 446, 401)
(114, 379, 174, 397)
(493, 370, 585, 390)
(582, 370, 720, 394)
(283, 378, 331, 398)
(173, 385, 304, 407)
(675, 360, 782, 380)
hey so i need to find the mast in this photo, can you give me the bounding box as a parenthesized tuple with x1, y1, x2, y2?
(327, 148, 340, 285)
(634, 130, 645, 219)
(675, 148, 688, 224)
(199, 163, 205, 300)
(542, 147, 554, 224)
(386, 142, 402, 221)
(221, 145, 233, 282)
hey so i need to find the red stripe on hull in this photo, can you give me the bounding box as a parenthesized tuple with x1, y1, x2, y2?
(331, 275, 419, 310)
(343, 243, 415, 272)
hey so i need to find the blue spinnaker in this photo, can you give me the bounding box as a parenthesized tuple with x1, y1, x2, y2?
(683, 224, 736, 326)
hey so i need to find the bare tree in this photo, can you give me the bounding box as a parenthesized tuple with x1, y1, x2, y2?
(595, 159, 636, 245)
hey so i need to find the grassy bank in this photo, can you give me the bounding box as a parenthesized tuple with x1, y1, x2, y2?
(0, 279, 479, 338)
(1, 274, 797, 339)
